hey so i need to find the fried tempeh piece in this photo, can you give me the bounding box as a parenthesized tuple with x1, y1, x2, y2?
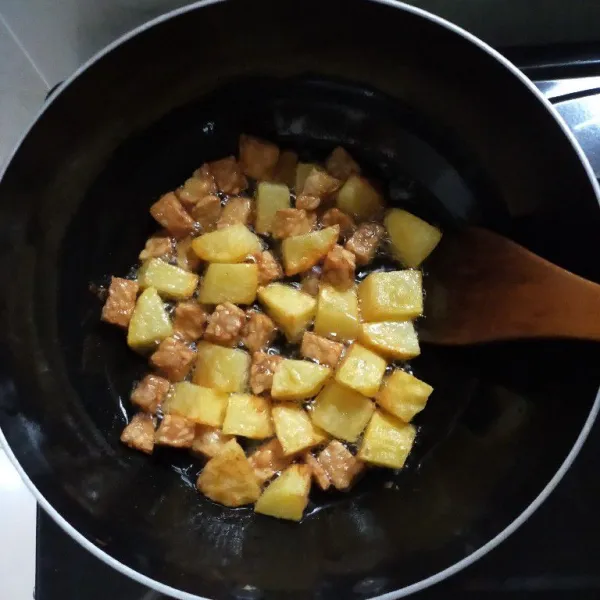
(150, 192, 196, 239)
(217, 197, 253, 229)
(149, 337, 196, 381)
(250, 351, 283, 395)
(345, 222, 385, 265)
(317, 440, 364, 490)
(131, 374, 170, 413)
(239, 134, 280, 180)
(241, 311, 277, 353)
(322, 244, 356, 289)
(172, 301, 209, 342)
(155, 414, 195, 448)
(101, 277, 139, 328)
(121, 413, 156, 454)
(204, 303, 246, 347)
(249, 438, 292, 484)
(300, 332, 344, 368)
(272, 208, 316, 239)
(208, 156, 248, 194)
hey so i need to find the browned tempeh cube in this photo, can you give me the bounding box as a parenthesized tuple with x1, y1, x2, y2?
(155, 414, 195, 448)
(130, 374, 170, 413)
(304, 451, 331, 491)
(300, 332, 344, 368)
(150, 192, 196, 239)
(177, 164, 217, 208)
(345, 222, 385, 265)
(173, 301, 209, 342)
(250, 351, 283, 395)
(239, 134, 280, 180)
(139, 234, 174, 261)
(322, 244, 356, 289)
(121, 413, 156, 454)
(325, 146, 361, 181)
(149, 337, 196, 381)
(204, 303, 246, 347)
(317, 440, 365, 490)
(191, 425, 233, 458)
(249, 438, 292, 484)
(101, 277, 139, 328)
(191, 194, 222, 233)
(300, 267, 321, 297)
(296, 168, 342, 211)
(175, 236, 202, 272)
(241, 311, 277, 353)
(321, 208, 356, 239)
(208, 156, 248, 194)
(272, 208, 317, 239)
(254, 250, 283, 285)
(217, 197, 253, 229)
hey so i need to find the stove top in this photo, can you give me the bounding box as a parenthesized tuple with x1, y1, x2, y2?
(34, 45, 600, 600)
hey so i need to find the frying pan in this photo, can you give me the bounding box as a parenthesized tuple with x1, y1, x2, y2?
(1, 0, 599, 598)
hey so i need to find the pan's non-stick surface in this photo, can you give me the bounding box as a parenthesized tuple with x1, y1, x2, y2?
(1, 1, 599, 598)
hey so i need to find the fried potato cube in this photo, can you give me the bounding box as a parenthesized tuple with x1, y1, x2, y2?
(257, 283, 317, 341)
(345, 222, 385, 265)
(239, 134, 280, 179)
(175, 236, 202, 272)
(272, 150, 298, 187)
(127, 287, 173, 351)
(138, 258, 199, 300)
(325, 146, 361, 181)
(198, 263, 259, 305)
(358, 270, 423, 322)
(311, 381, 374, 442)
(101, 277, 139, 328)
(131, 374, 170, 413)
(204, 302, 246, 347)
(250, 352, 283, 395)
(300, 332, 344, 368)
(359, 321, 421, 360)
(242, 311, 277, 354)
(281, 225, 339, 276)
(336, 175, 384, 221)
(254, 250, 284, 286)
(304, 452, 331, 491)
(149, 337, 195, 381)
(295, 162, 317, 193)
(272, 403, 328, 455)
(317, 440, 364, 490)
(376, 369, 433, 423)
(155, 414, 195, 448)
(249, 438, 292, 484)
(193, 342, 250, 392)
(191, 223, 262, 263)
(150, 192, 196, 239)
(222, 393, 274, 439)
(197, 439, 261, 507)
(271, 359, 331, 401)
(191, 425, 232, 459)
(335, 343, 387, 397)
(254, 464, 311, 521)
(163, 381, 228, 427)
(314, 283, 360, 342)
(208, 156, 248, 194)
(358, 410, 416, 469)
(385, 208, 442, 267)
(217, 197, 253, 229)
(172, 301, 208, 342)
(255, 182, 291, 234)
(120, 413, 156, 454)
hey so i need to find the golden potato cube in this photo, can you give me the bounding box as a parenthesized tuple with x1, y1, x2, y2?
(384, 208, 442, 267)
(271, 359, 331, 401)
(311, 381, 374, 442)
(314, 283, 360, 342)
(335, 343, 387, 397)
(257, 283, 317, 341)
(358, 270, 423, 322)
(376, 369, 433, 422)
(127, 287, 173, 351)
(255, 181, 291, 234)
(358, 410, 416, 469)
(222, 393, 274, 439)
(272, 404, 328, 455)
(191, 223, 262, 263)
(295, 162, 317, 193)
(359, 321, 421, 360)
(336, 175, 384, 221)
(197, 439, 261, 507)
(137, 258, 199, 300)
(281, 226, 339, 276)
(254, 464, 311, 521)
(163, 382, 228, 427)
(193, 342, 250, 392)
(198, 263, 258, 304)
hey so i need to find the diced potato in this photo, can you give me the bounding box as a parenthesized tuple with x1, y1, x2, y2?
(295, 162, 317, 193)
(138, 258, 199, 300)
(358, 410, 416, 469)
(222, 393, 274, 439)
(272, 404, 328, 455)
(271, 359, 331, 401)
(376, 369, 433, 422)
(191, 223, 262, 263)
(197, 439, 261, 507)
(254, 464, 311, 521)
(335, 343, 387, 397)
(127, 287, 173, 351)
(385, 208, 442, 267)
(311, 381, 374, 442)
(281, 226, 339, 276)
(358, 270, 423, 322)
(359, 321, 421, 360)
(163, 382, 228, 427)
(191, 425, 232, 458)
(198, 263, 258, 304)
(336, 175, 384, 221)
(255, 182, 291, 234)
(314, 284, 360, 342)
(257, 283, 317, 341)
(193, 342, 250, 392)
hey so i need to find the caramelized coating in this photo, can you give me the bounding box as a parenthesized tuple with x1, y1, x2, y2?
(131, 374, 170, 413)
(191, 425, 233, 458)
(249, 438, 292, 484)
(317, 440, 364, 490)
(250, 351, 283, 395)
(296, 168, 341, 210)
(121, 413, 156, 454)
(239, 134, 280, 180)
(272, 150, 298, 187)
(149, 337, 196, 381)
(173, 301, 209, 342)
(242, 311, 277, 353)
(300, 332, 344, 368)
(345, 222, 385, 265)
(204, 303, 246, 347)
(304, 451, 331, 491)
(175, 236, 202, 272)
(322, 244, 356, 289)
(177, 165, 217, 208)
(217, 197, 253, 229)
(272, 208, 317, 239)
(300, 266, 321, 297)
(208, 156, 248, 194)
(150, 192, 196, 239)
(139, 234, 174, 261)
(191, 194, 222, 232)
(255, 250, 283, 285)
(325, 146, 361, 181)
(155, 414, 195, 448)
(321, 208, 356, 239)
(101, 277, 139, 328)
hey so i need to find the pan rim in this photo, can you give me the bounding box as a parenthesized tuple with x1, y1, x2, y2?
(1, 1, 599, 599)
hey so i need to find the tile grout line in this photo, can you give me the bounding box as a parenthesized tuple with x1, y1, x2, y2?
(0, 12, 50, 89)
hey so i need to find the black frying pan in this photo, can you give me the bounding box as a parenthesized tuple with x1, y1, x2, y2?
(1, 1, 600, 599)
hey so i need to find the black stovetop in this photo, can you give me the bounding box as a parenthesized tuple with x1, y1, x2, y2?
(35, 45, 600, 600)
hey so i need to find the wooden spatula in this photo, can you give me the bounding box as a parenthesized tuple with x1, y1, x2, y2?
(420, 227, 600, 345)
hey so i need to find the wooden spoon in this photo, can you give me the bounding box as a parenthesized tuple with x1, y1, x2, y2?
(420, 227, 600, 345)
